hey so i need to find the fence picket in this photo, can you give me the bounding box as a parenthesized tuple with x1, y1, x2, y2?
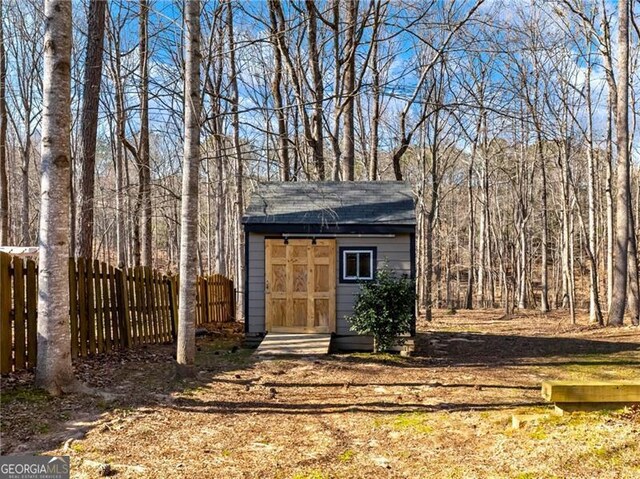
(94, 260, 104, 354)
(169, 276, 179, 338)
(126, 268, 137, 345)
(108, 265, 121, 348)
(154, 270, 165, 342)
(136, 267, 146, 343)
(0, 253, 10, 375)
(86, 260, 96, 355)
(162, 275, 173, 342)
(140, 267, 148, 342)
(0, 253, 235, 374)
(115, 267, 132, 348)
(69, 258, 78, 358)
(100, 261, 111, 353)
(147, 267, 158, 343)
(13, 258, 25, 370)
(77, 258, 88, 357)
(26, 259, 37, 368)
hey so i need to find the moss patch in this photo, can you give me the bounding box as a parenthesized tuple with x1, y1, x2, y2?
(0, 388, 49, 406)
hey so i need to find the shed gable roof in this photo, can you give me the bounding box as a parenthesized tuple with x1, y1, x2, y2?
(243, 181, 416, 226)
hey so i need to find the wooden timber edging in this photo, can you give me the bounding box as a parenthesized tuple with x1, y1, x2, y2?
(542, 381, 640, 413)
(0, 252, 235, 374)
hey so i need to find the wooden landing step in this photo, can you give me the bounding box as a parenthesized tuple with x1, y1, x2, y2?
(542, 381, 640, 413)
(254, 333, 332, 356)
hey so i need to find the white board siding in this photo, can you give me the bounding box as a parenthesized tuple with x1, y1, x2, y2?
(246, 233, 413, 335)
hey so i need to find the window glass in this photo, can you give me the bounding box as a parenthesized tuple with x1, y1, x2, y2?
(359, 253, 371, 278)
(345, 253, 358, 277)
(342, 249, 375, 281)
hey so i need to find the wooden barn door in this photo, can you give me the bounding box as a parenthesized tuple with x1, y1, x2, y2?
(265, 239, 336, 333)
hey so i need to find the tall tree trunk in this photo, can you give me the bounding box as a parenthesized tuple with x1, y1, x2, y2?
(341, 0, 357, 181)
(115, 127, 126, 268)
(110, 23, 128, 268)
(305, 0, 325, 180)
(560, 141, 576, 323)
(0, 0, 7, 246)
(21, 140, 30, 245)
(517, 219, 527, 309)
(36, 0, 77, 395)
(609, 0, 629, 326)
(368, 24, 380, 181)
(331, 0, 342, 180)
(538, 133, 550, 312)
(75, 0, 106, 259)
(214, 139, 226, 274)
(268, 0, 320, 183)
(585, 57, 602, 324)
(424, 110, 440, 321)
(476, 112, 489, 306)
(465, 126, 480, 309)
(139, 0, 152, 267)
(269, 4, 289, 181)
(606, 91, 615, 312)
(627, 199, 639, 325)
(177, 0, 201, 376)
(228, 0, 244, 321)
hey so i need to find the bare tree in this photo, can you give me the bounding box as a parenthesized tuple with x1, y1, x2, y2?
(268, 0, 323, 179)
(36, 0, 77, 395)
(367, 0, 385, 181)
(341, 0, 357, 181)
(228, 0, 244, 320)
(269, 2, 290, 181)
(305, 0, 325, 179)
(139, 0, 152, 267)
(0, 0, 7, 245)
(609, 0, 630, 326)
(75, 0, 107, 259)
(5, 1, 42, 246)
(390, 0, 484, 181)
(105, 8, 129, 268)
(177, 0, 201, 376)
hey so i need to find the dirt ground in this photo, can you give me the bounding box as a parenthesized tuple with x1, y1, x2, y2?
(1, 310, 639, 479)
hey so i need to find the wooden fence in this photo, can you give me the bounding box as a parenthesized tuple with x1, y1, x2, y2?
(196, 274, 235, 326)
(0, 252, 235, 374)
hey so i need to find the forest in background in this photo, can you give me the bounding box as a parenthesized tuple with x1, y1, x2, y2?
(0, 0, 639, 325)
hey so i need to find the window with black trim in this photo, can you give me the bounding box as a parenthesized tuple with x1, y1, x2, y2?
(340, 247, 377, 282)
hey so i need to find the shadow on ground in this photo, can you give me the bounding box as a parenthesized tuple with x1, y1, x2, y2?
(413, 330, 640, 366)
(1, 318, 639, 457)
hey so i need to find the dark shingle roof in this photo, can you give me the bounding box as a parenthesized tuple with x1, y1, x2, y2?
(243, 181, 415, 225)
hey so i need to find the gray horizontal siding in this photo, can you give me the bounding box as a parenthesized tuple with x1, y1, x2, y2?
(246, 234, 412, 335)
(247, 233, 266, 333)
(335, 236, 411, 334)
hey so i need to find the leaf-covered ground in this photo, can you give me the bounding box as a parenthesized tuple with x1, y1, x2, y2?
(1, 311, 639, 479)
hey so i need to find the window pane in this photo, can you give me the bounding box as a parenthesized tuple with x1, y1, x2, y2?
(359, 253, 371, 278)
(345, 253, 358, 277)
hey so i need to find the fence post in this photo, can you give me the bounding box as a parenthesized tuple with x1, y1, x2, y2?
(115, 268, 132, 348)
(203, 276, 209, 323)
(168, 275, 179, 340)
(231, 284, 236, 321)
(26, 258, 37, 368)
(68, 258, 78, 358)
(0, 252, 12, 374)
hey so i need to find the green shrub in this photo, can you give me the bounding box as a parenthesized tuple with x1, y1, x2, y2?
(346, 264, 415, 353)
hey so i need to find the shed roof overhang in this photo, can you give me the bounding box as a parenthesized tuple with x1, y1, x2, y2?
(243, 223, 415, 235)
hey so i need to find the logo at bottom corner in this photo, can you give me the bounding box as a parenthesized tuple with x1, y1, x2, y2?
(0, 456, 70, 479)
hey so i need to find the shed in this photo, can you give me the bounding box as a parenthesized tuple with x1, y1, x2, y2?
(242, 181, 416, 351)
